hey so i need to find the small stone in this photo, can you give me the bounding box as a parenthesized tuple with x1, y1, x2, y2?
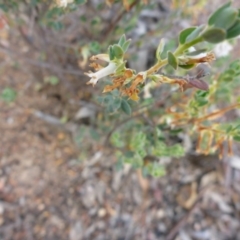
(98, 208, 107, 218)
(156, 209, 165, 219)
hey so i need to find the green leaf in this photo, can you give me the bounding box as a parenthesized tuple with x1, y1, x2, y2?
(167, 51, 178, 70)
(153, 142, 169, 157)
(49, 21, 63, 31)
(170, 144, 185, 157)
(75, 0, 87, 4)
(222, 76, 233, 82)
(122, 39, 131, 52)
(212, 7, 238, 30)
(196, 90, 209, 98)
(233, 124, 240, 131)
(225, 69, 235, 75)
(115, 157, 124, 171)
(201, 27, 226, 43)
(91, 17, 101, 25)
(130, 132, 147, 150)
(103, 95, 113, 105)
(118, 34, 126, 47)
(0, 4, 8, 12)
(112, 98, 122, 110)
(196, 99, 208, 107)
(137, 149, 147, 158)
(108, 45, 114, 60)
(89, 41, 100, 53)
(112, 44, 124, 59)
(111, 132, 125, 148)
(156, 38, 165, 60)
(208, 1, 232, 25)
(178, 64, 195, 69)
(44, 76, 59, 85)
(159, 39, 176, 59)
(179, 27, 196, 44)
(121, 99, 132, 115)
(106, 103, 116, 113)
(230, 59, 240, 69)
(31, 0, 39, 6)
(226, 125, 233, 133)
(124, 151, 135, 158)
(186, 25, 205, 42)
(89, 128, 100, 141)
(115, 62, 125, 74)
(74, 126, 86, 145)
(169, 128, 183, 135)
(46, 7, 63, 18)
(227, 19, 240, 39)
(233, 135, 240, 141)
(1, 88, 17, 103)
(148, 162, 166, 177)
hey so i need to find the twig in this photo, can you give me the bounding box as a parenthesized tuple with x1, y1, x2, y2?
(33, 110, 78, 133)
(166, 188, 207, 240)
(104, 92, 172, 146)
(104, 114, 140, 146)
(101, 0, 138, 42)
(0, 45, 85, 77)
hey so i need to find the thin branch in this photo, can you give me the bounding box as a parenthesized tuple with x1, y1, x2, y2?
(0, 45, 85, 77)
(101, 0, 139, 42)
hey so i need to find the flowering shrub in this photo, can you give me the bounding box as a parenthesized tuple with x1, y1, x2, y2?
(1, 0, 240, 177)
(85, 1, 240, 175)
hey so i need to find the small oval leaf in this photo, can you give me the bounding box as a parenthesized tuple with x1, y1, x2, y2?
(156, 38, 165, 60)
(233, 135, 240, 142)
(227, 19, 240, 38)
(121, 99, 132, 115)
(112, 44, 124, 59)
(122, 39, 131, 52)
(178, 64, 195, 69)
(214, 8, 238, 30)
(201, 27, 226, 43)
(208, 1, 231, 25)
(113, 98, 122, 110)
(186, 25, 205, 42)
(179, 27, 196, 44)
(118, 34, 126, 47)
(222, 76, 233, 82)
(167, 51, 178, 70)
(108, 46, 114, 60)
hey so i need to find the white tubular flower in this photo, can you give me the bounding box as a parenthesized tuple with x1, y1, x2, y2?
(86, 62, 117, 86)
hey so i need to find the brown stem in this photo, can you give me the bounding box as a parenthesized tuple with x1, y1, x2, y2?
(101, 0, 139, 42)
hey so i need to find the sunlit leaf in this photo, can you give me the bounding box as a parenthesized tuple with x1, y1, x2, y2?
(227, 19, 240, 39)
(121, 99, 132, 115)
(202, 27, 226, 43)
(167, 51, 178, 70)
(179, 27, 196, 44)
(118, 34, 126, 47)
(208, 1, 231, 25)
(186, 25, 205, 42)
(233, 135, 240, 141)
